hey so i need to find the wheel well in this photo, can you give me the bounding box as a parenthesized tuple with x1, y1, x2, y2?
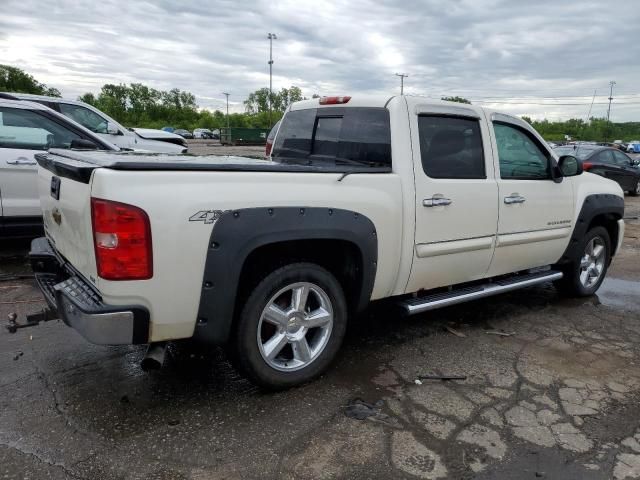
(588, 213, 620, 256)
(236, 239, 364, 314)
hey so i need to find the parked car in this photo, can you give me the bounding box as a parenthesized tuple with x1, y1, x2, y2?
(25, 95, 624, 389)
(626, 142, 640, 154)
(174, 129, 194, 139)
(554, 145, 640, 196)
(162, 126, 175, 133)
(3, 93, 187, 153)
(193, 128, 214, 139)
(0, 96, 117, 237)
(265, 120, 281, 157)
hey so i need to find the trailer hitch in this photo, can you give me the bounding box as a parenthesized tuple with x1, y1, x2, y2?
(6, 309, 58, 333)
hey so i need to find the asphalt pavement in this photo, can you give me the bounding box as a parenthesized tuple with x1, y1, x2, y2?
(0, 195, 639, 480)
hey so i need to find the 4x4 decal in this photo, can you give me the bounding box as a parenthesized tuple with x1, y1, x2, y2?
(189, 210, 226, 225)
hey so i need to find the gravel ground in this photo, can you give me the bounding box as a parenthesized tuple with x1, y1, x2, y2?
(0, 196, 639, 480)
(185, 139, 266, 157)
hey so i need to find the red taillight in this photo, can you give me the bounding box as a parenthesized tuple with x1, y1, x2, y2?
(91, 198, 153, 280)
(265, 139, 273, 157)
(583, 162, 593, 171)
(319, 96, 351, 105)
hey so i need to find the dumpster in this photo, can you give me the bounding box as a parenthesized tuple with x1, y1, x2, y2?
(219, 128, 270, 146)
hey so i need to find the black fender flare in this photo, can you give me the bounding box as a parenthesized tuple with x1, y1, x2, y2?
(557, 193, 624, 264)
(193, 207, 378, 344)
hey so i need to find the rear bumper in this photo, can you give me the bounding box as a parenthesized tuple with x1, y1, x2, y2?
(30, 237, 149, 345)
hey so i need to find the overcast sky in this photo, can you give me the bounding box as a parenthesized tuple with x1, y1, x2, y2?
(2, 0, 639, 120)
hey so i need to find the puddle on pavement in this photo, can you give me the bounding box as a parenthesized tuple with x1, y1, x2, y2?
(596, 278, 640, 310)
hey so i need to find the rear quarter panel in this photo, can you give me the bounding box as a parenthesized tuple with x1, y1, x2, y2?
(90, 169, 404, 342)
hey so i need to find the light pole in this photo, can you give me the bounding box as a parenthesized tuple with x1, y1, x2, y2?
(222, 92, 230, 139)
(606, 81, 616, 142)
(395, 73, 408, 95)
(268, 33, 277, 126)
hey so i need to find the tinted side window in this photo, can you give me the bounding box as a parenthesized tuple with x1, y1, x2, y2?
(494, 123, 550, 180)
(59, 103, 109, 134)
(612, 150, 630, 165)
(272, 107, 391, 166)
(0, 107, 86, 150)
(597, 150, 615, 164)
(418, 116, 485, 179)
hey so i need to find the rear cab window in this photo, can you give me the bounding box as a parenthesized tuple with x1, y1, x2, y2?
(272, 107, 391, 167)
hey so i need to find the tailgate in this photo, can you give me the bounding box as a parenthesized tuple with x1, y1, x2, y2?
(36, 152, 98, 281)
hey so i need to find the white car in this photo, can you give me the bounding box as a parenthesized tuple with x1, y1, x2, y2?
(193, 128, 213, 139)
(25, 95, 625, 389)
(4, 93, 187, 153)
(0, 95, 116, 237)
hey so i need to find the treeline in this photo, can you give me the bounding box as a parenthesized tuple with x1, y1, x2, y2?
(522, 117, 640, 142)
(78, 83, 304, 130)
(2, 64, 640, 139)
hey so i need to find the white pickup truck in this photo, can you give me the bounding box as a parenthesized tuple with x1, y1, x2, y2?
(21, 95, 625, 389)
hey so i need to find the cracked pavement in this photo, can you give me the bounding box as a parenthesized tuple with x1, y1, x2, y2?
(1, 195, 639, 479)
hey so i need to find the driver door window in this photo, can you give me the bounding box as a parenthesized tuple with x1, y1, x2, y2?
(494, 123, 550, 180)
(0, 107, 84, 150)
(58, 103, 110, 134)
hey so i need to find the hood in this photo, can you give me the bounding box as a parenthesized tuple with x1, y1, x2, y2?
(131, 128, 184, 140)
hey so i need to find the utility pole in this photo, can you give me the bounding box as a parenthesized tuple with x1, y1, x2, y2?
(606, 81, 616, 143)
(395, 73, 408, 95)
(268, 33, 277, 127)
(222, 92, 230, 132)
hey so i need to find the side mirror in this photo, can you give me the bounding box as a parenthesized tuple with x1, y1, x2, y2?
(632, 159, 640, 167)
(70, 139, 98, 150)
(558, 155, 583, 177)
(106, 121, 119, 135)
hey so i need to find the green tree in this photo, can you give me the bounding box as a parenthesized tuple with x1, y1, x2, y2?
(441, 96, 471, 104)
(0, 64, 61, 97)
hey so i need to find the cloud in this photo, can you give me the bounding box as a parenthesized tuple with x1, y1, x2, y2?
(1, 0, 639, 120)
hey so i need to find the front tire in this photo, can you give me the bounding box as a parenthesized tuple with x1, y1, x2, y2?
(555, 226, 611, 297)
(629, 179, 640, 197)
(231, 263, 347, 390)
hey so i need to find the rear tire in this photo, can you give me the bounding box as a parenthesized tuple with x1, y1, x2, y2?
(231, 263, 347, 390)
(555, 226, 611, 297)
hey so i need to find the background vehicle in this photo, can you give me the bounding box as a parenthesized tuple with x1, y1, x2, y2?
(626, 141, 640, 153)
(554, 144, 640, 195)
(3, 93, 187, 153)
(29, 95, 625, 389)
(0, 97, 116, 237)
(265, 120, 281, 157)
(193, 128, 214, 139)
(174, 129, 194, 139)
(219, 127, 269, 145)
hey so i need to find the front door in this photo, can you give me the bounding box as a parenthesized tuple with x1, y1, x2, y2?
(486, 114, 574, 277)
(406, 106, 499, 292)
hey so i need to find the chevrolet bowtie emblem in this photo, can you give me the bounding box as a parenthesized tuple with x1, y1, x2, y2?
(52, 208, 62, 226)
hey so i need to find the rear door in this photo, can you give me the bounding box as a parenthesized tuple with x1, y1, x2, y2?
(486, 114, 574, 276)
(406, 104, 499, 292)
(0, 106, 48, 219)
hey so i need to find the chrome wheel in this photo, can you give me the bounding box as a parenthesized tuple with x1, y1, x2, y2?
(257, 282, 333, 372)
(579, 236, 606, 288)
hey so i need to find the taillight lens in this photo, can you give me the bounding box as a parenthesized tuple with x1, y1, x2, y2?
(582, 162, 593, 171)
(319, 96, 351, 105)
(91, 198, 153, 280)
(265, 139, 273, 157)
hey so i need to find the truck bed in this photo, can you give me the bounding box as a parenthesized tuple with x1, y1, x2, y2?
(36, 149, 392, 183)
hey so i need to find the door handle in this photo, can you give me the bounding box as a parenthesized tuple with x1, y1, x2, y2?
(7, 157, 37, 166)
(423, 197, 452, 207)
(504, 194, 526, 204)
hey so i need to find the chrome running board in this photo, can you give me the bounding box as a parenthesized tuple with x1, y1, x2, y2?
(401, 270, 563, 315)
